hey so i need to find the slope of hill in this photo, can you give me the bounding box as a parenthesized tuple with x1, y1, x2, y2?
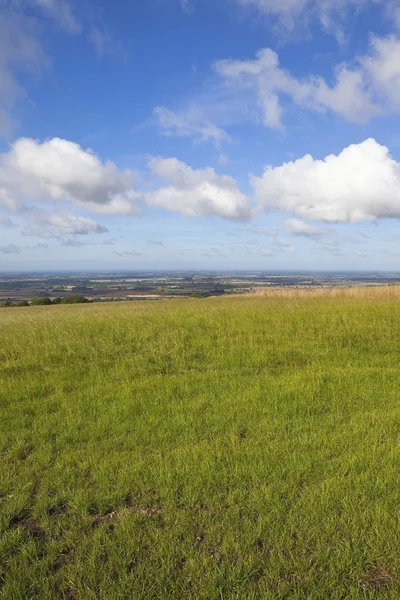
(1, 290, 400, 599)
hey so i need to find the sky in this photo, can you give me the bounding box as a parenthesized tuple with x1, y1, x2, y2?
(2, 0, 400, 271)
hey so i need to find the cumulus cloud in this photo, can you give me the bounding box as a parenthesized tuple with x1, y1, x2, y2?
(253, 138, 400, 223)
(146, 157, 251, 220)
(154, 106, 231, 146)
(284, 218, 330, 237)
(22, 211, 108, 238)
(261, 248, 274, 256)
(0, 243, 21, 254)
(0, 136, 251, 221)
(0, 137, 138, 214)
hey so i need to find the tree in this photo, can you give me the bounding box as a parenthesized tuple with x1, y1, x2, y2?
(60, 295, 90, 304)
(31, 297, 52, 305)
(0, 299, 13, 307)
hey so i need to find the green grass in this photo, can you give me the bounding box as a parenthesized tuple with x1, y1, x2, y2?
(2, 291, 400, 599)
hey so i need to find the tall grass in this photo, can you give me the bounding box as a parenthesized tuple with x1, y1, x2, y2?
(1, 290, 400, 598)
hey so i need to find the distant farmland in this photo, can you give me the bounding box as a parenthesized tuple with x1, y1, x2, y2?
(2, 289, 400, 598)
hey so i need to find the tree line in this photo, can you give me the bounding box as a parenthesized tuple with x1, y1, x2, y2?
(0, 295, 92, 308)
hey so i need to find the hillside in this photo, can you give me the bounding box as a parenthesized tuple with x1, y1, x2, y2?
(2, 290, 400, 599)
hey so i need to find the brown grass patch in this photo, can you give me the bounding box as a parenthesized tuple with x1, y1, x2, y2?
(359, 563, 393, 590)
(8, 511, 46, 541)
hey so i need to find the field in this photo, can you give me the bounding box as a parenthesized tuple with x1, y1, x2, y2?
(2, 288, 400, 599)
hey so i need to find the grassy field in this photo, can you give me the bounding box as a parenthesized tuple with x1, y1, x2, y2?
(2, 289, 400, 599)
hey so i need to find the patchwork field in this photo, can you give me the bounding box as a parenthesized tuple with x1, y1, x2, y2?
(2, 288, 400, 598)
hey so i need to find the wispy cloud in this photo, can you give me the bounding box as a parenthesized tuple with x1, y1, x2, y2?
(154, 106, 231, 147)
(26, 242, 50, 249)
(232, 0, 389, 42)
(30, 0, 81, 34)
(284, 218, 330, 238)
(261, 248, 274, 256)
(22, 211, 109, 238)
(0, 216, 17, 228)
(0, 243, 21, 254)
(275, 240, 297, 253)
(0, 1, 123, 135)
(248, 227, 278, 237)
(60, 237, 116, 247)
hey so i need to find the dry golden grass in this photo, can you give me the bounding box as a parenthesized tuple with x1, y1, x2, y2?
(250, 283, 400, 299)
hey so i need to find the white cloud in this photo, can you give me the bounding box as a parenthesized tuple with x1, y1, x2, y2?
(233, 0, 384, 39)
(0, 216, 17, 228)
(284, 218, 330, 237)
(146, 157, 251, 220)
(275, 240, 297, 253)
(23, 211, 108, 238)
(235, 0, 307, 28)
(0, 243, 21, 254)
(0, 136, 250, 221)
(89, 27, 112, 57)
(323, 240, 342, 253)
(114, 250, 142, 256)
(160, 33, 400, 136)
(394, 6, 400, 29)
(261, 248, 274, 256)
(253, 138, 400, 223)
(0, 137, 138, 214)
(249, 226, 278, 236)
(0, 2, 122, 135)
(26, 242, 49, 249)
(89, 26, 127, 59)
(79, 191, 140, 215)
(361, 35, 400, 111)
(154, 106, 231, 146)
(214, 47, 379, 129)
(180, 0, 196, 13)
(60, 237, 115, 247)
(0, 11, 48, 135)
(30, 0, 81, 34)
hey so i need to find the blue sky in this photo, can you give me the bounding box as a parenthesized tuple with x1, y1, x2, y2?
(1, 0, 400, 271)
